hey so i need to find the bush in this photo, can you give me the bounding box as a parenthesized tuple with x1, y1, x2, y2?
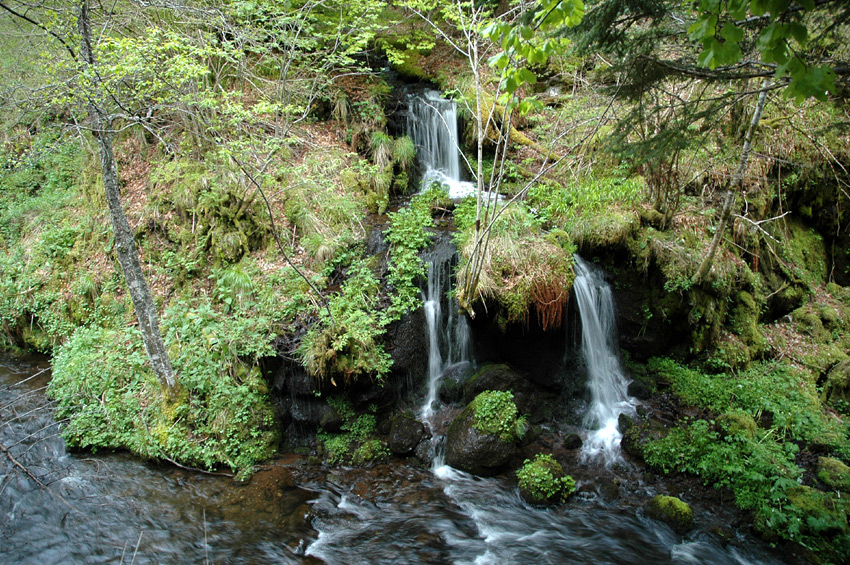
(471, 390, 527, 443)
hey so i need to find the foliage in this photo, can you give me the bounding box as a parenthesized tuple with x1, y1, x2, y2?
(48, 319, 278, 477)
(516, 453, 576, 504)
(318, 398, 387, 465)
(299, 260, 392, 385)
(648, 357, 846, 449)
(471, 390, 527, 443)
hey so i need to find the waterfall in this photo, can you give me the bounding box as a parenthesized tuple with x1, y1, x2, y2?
(420, 245, 472, 427)
(406, 90, 476, 199)
(572, 255, 636, 464)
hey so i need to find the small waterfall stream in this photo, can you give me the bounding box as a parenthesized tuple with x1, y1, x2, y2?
(406, 90, 476, 199)
(419, 240, 472, 466)
(573, 255, 637, 464)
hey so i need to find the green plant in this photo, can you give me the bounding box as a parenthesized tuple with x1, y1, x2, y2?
(516, 453, 576, 504)
(471, 390, 527, 442)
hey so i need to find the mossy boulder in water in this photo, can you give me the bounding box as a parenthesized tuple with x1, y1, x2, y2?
(646, 495, 694, 534)
(445, 391, 525, 476)
(516, 453, 576, 505)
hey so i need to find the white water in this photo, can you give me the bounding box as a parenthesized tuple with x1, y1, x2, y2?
(406, 90, 477, 199)
(420, 246, 472, 431)
(573, 255, 637, 465)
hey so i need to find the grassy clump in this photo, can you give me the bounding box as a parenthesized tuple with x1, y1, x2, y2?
(516, 453, 576, 505)
(470, 390, 527, 443)
(454, 200, 575, 330)
(49, 313, 278, 477)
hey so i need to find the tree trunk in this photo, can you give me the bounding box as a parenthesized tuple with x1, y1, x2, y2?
(693, 81, 770, 284)
(78, 1, 177, 392)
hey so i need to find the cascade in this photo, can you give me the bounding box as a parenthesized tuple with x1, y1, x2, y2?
(406, 90, 476, 198)
(419, 241, 472, 432)
(572, 255, 636, 464)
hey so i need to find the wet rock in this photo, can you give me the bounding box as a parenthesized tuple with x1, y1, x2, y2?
(319, 404, 344, 433)
(627, 379, 652, 400)
(445, 402, 516, 476)
(414, 439, 435, 464)
(618, 413, 635, 434)
(645, 495, 694, 534)
(599, 477, 620, 502)
(439, 361, 473, 404)
(388, 412, 428, 456)
(516, 454, 576, 505)
(563, 433, 583, 450)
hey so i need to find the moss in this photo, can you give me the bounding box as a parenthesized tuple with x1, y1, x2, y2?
(728, 291, 766, 355)
(717, 409, 758, 440)
(782, 219, 827, 286)
(791, 305, 830, 341)
(784, 486, 848, 535)
(646, 495, 694, 534)
(818, 457, 850, 493)
(516, 453, 576, 505)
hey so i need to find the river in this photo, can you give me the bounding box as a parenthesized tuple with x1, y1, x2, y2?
(1, 353, 789, 564)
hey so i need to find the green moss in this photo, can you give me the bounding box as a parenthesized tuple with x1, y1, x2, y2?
(728, 291, 765, 355)
(516, 453, 576, 505)
(717, 409, 758, 440)
(646, 495, 694, 534)
(782, 219, 827, 286)
(817, 457, 850, 493)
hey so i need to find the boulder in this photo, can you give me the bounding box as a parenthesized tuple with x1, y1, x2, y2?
(439, 361, 474, 404)
(562, 433, 583, 450)
(817, 457, 850, 493)
(388, 412, 428, 456)
(445, 399, 517, 476)
(516, 453, 576, 505)
(646, 495, 694, 534)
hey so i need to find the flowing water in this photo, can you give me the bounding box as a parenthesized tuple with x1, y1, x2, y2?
(573, 255, 637, 464)
(1, 352, 785, 563)
(406, 90, 477, 199)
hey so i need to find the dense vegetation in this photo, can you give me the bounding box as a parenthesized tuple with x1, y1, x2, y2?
(1, 0, 849, 559)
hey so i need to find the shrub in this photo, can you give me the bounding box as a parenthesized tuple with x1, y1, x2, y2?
(516, 453, 576, 505)
(470, 390, 527, 443)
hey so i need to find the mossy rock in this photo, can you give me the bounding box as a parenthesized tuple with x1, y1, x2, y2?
(728, 291, 766, 354)
(21, 324, 52, 353)
(822, 360, 850, 404)
(791, 305, 830, 341)
(717, 409, 758, 440)
(516, 453, 576, 505)
(784, 486, 848, 536)
(444, 391, 522, 476)
(645, 495, 694, 534)
(818, 457, 850, 493)
(388, 412, 427, 456)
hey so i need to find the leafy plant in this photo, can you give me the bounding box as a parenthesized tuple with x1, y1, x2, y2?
(516, 453, 576, 504)
(471, 390, 527, 443)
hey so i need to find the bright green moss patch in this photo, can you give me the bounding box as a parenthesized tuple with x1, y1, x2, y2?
(646, 495, 693, 533)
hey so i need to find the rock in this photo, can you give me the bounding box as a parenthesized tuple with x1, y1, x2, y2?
(645, 495, 694, 534)
(627, 379, 652, 400)
(414, 439, 435, 464)
(439, 361, 473, 404)
(817, 457, 850, 492)
(563, 433, 583, 450)
(599, 477, 620, 502)
(717, 410, 757, 440)
(388, 412, 428, 456)
(618, 413, 635, 434)
(462, 364, 542, 420)
(445, 395, 518, 476)
(823, 360, 850, 405)
(319, 404, 344, 433)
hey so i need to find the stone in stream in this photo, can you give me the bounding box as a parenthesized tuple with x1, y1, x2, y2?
(388, 412, 428, 456)
(645, 495, 694, 534)
(445, 392, 520, 476)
